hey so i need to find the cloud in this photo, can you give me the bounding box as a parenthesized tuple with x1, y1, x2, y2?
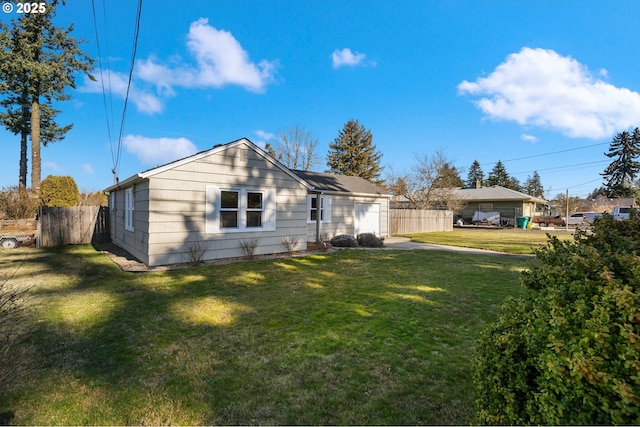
(136, 18, 277, 94)
(123, 135, 198, 165)
(81, 19, 276, 115)
(80, 70, 164, 115)
(82, 164, 95, 175)
(521, 134, 538, 143)
(43, 161, 62, 172)
(332, 48, 368, 69)
(458, 47, 640, 139)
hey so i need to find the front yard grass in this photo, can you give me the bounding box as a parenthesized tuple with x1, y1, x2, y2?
(0, 245, 529, 425)
(403, 227, 574, 254)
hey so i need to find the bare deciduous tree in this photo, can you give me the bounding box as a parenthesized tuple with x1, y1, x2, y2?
(269, 124, 319, 171)
(387, 150, 466, 212)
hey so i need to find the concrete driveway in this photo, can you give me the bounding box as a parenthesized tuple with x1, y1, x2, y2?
(382, 236, 534, 258)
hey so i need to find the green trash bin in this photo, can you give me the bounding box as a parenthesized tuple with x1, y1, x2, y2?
(516, 216, 529, 229)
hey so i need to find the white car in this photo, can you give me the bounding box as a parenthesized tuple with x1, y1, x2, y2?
(566, 212, 586, 226)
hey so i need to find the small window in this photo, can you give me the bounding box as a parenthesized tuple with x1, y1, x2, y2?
(307, 195, 331, 223)
(220, 190, 239, 228)
(246, 192, 263, 228)
(125, 188, 134, 231)
(310, 196, 323, 221)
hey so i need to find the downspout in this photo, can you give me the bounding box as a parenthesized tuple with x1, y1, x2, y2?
(314, 191, 322, 243)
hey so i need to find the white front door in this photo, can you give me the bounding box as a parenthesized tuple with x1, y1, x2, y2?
(355, 203, 380, 236)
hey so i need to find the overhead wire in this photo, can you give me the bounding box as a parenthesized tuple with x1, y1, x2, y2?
(114, 0, 143, 182)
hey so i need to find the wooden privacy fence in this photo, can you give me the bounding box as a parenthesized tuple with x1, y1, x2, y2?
(391, 209, 453, 234)
(37, 206, 110, 247)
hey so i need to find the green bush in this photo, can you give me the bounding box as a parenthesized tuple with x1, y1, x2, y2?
(39, 175, 79, 207)
(0, 187, 39, 219)
(474, 212, 640, 425)
(357, 232, 384, 248)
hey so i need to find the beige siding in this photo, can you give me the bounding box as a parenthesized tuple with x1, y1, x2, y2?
(145, 145, 308, 266)
(306, 194, 390, 241)
(109, 181, 150, 265)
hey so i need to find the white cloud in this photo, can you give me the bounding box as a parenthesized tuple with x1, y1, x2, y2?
(81, 19, 276, 115)
(136, 18, 277, 94)
(123, 135, 198, 165)
(82, 164, 95, 175)
(80, 70, 164, 115)
(43, 161, 62, 172)
(332, 48, 367, 69)
(255, 130, 276, 141)
(521, 134, 538, 143)
(458, 47, 640, 139)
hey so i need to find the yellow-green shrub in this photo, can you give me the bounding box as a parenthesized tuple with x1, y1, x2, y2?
(39, 175, 79, 207)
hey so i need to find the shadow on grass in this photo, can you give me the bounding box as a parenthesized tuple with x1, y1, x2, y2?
(0, 245, 529, 425)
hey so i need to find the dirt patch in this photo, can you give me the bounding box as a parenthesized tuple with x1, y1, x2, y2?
(93, 242, 329, 273)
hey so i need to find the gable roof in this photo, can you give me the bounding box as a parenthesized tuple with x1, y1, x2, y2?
(452, 185, 546, 204)
(104, 138, 312, 192)
(292, 170, 391, 197)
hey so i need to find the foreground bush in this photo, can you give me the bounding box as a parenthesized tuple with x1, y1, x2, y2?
(357, 233, 384, 247)
(475, 212, 640, 425)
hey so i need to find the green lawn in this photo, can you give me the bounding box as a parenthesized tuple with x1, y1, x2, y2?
(402, 228, 575, 254)
(1, 245, 529, 425)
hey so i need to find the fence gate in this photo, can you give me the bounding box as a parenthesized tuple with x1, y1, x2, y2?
(37, 206, 110, 247)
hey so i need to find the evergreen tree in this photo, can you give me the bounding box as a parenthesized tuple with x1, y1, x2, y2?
(326, 119, 383, 182)
(524, 171, 544, 197)
(601, 128, 640, 198)
(486, 160, 522, 191)
(486, 160, 510, 187)
(0, 1, 94, 192)
(433, 162, 464, 188)
(465, 160, 484, 188)
(40, 175, 79, 207)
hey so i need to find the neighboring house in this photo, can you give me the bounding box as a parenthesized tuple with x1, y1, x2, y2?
(104, 138, 391, 266)
(452, 186, 547, 225)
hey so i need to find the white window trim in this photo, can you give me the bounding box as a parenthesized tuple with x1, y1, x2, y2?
(307, 194, 332, 224)
(206, 186, 276, 234)
(125, 188, 134, 232)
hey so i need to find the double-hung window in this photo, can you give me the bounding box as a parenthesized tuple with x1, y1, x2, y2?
(125, 187, 134, 231)
(307, 194, 331, 223)
(206, 187, 275, 233)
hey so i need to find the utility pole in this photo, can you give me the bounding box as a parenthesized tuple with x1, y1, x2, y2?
(565, 189, 569, 232)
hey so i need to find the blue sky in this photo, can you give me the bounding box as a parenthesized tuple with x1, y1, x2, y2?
(2, 0, 640, 198)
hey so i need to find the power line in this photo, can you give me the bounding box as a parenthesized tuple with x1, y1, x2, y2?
(113, 0, 143, 183)
(478, 141, 609, 166)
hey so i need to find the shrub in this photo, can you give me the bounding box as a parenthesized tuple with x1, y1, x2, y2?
(357, 232, 384, 248)
(40, 175, 79, 207)
(330, 234, 358, 247)
(0, 187, 39, 220)
(239, 238, 261, 260)
(474, 212, 640, 425)
(281, 235, 301, 254)
(184, 241, 210, 264)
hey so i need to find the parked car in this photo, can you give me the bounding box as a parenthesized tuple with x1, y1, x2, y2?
(566, 212, 587, 225)
(612, 206, 639, 220)
(565, 211, 601, 226)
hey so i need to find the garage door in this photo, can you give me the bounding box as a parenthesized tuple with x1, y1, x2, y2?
(355, 203, 380, 236)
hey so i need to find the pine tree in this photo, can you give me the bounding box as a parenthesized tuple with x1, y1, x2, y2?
(326, 119, 383, 182)
(486, 160, 509, 187)
(524, 171, 544, 197)
(601, 128, 640, 198)
(486, 160, 521, 191)
(465, 160, 484, 188)
(0, 1, 94, 192)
